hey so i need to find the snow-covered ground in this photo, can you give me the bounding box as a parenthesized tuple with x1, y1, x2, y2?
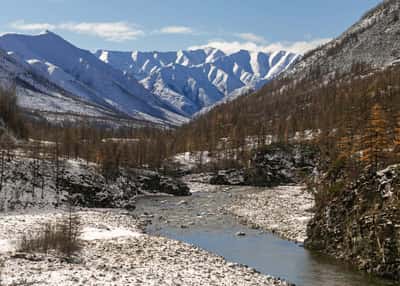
(0, 209, 290, 286)
(227, 186, 314, 243)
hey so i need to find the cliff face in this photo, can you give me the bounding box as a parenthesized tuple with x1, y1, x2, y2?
(306, 165, 400, 280)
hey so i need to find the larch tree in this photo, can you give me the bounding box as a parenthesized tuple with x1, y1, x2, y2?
(337, 109, 357, 160)
(361, 103, 391, 171)
(394, 112, 400, 159)
(337, 102, 363, 158)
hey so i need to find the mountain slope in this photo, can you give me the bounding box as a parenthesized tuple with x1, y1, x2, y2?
(285, 0, 400, 80)
(0, 32, 187, 126)
(96, 48, 299, 116)
(0, 46, 121, 125)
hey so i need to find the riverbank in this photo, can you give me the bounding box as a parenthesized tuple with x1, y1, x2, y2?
(227, 185, 314, 243)
(306, 165, 400, 280)
(135, 183, 393, 286)
(0, 209, 290, 286)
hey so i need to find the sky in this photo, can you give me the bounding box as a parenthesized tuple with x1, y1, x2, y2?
(1, 0, 382, 54)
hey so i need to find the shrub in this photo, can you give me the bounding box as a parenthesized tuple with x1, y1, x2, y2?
(18, 214, 82, 257)
(327, 156, 347, 180)
(0, 256, 4, 286)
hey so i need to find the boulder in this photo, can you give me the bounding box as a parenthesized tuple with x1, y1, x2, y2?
(209, 169, 245, 185)
(139, 173, 191, 196)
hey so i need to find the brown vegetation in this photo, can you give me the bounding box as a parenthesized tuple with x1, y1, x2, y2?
(1, 62, 400, 186)
(18, 214, 82, 257)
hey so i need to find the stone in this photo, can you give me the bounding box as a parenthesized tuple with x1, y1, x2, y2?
(236, 232, 246, 237)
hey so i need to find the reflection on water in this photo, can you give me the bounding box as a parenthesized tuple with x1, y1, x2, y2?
(136, 188, 395, 286)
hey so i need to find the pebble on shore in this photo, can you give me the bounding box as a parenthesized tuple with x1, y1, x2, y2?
(0, 209, 290, 286)
(227, 185, 314, 243)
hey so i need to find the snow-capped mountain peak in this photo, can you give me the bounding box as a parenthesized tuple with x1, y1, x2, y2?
(96, 47, 299, 116)
(0, 32, 188, 126)
(0, 31, 298, 125)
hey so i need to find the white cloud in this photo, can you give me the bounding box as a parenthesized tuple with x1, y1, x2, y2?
(265, 39, 331, 54)
(158, 26, 193, 35)
(59, 22, 144, 42)
(10, 20, 56, 32)
(9, 20, 144, 42)
(189, 38, 331, 55)
(236, 33, 266, 44)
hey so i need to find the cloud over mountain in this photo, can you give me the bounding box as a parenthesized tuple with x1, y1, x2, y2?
(190, 38, 331, 55)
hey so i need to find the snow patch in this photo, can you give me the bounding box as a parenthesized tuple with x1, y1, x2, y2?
(81, 226, 142, 241)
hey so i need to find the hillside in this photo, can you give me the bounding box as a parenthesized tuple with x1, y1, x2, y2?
(285, 0, 400, 80)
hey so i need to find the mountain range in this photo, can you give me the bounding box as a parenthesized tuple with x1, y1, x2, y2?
(0, 32, 297, 126)
(0, 32, 188, 126)
(96, 48, 298, 116)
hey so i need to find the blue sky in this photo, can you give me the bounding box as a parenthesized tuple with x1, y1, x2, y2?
(1, 0, 382, 53)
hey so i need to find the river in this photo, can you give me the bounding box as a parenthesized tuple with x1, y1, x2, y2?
(134, 185, 395, 286)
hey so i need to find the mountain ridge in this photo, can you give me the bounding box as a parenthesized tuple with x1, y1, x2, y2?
(284, 0, 400, 81)
(0, 31, 297, 125)
(0, 31, 188, 126)
(96, 47, 299, 116)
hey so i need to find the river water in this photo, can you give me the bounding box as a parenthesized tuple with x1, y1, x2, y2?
(134, 186, 395, 286)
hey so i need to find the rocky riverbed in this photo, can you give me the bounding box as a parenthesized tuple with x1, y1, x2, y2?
(0, 209, 290, 286)
(134, 183, 393, 286)
(227, 186, 314, 243)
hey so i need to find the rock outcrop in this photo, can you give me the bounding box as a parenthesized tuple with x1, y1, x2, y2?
(306, 165, 400, 280)
(0, 155, 190, 211)
(208, 143, 318, 187)
(61, 168, 191, 209)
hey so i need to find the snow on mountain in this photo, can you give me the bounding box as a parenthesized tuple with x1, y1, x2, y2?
(96, 48, 299, 116)
(284, 0, 400, 81)
(0, 32, 187, 126)
(0, 31, 297, 125)
(0, 46, 116, 123)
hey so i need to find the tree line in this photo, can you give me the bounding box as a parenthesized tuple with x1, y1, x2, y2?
(0, 63, 399, 178)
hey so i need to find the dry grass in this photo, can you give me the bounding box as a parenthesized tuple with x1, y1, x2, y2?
(18, 214, 82, 257)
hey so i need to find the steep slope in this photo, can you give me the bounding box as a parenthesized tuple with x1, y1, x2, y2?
(285, 0, 400, 80)
(96, 48, 298, 116)
(0, 32, 187, 126)
(0, 47, 120, 125)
